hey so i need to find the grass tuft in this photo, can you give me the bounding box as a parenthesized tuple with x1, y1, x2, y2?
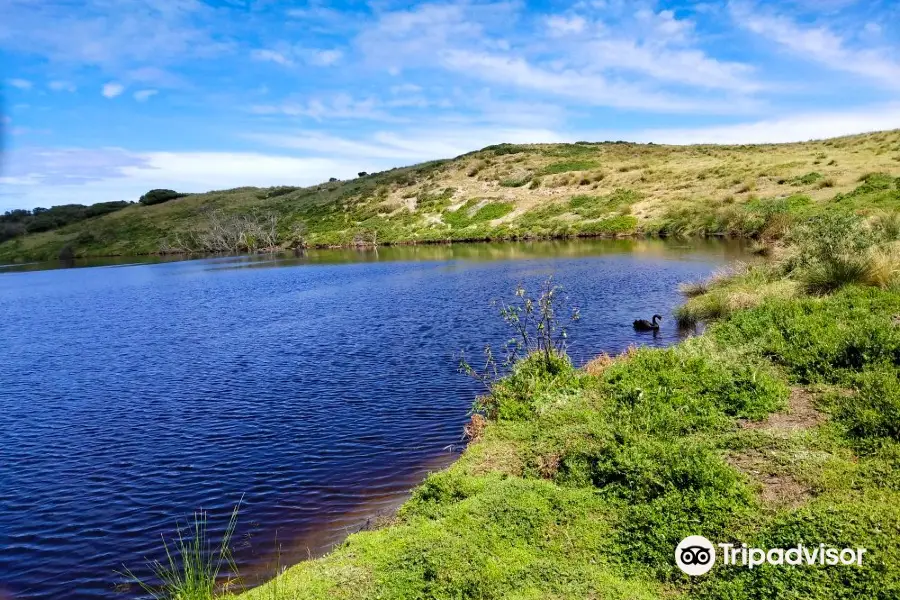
(120, 500, 242, 600)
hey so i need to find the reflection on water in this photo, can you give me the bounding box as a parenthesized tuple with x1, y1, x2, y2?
(0, 239, 749, 599)
(0, 238, 750, 273)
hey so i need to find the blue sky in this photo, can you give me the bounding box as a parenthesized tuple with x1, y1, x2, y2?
(2, 0, 900, 210)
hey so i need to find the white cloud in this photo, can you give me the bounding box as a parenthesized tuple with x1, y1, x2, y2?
(440, 50, 757, 113)
(732, 2, 900, 88)
(8, 78, 32, 90)
(0, 0, 231, 74)
(584, 39, 760, 92)
(0, 148, 380, 210)
(546, 15, 587, 36)
(355, 3, 760, 113)
(251, 47, 342, 67)
(250, 94, 401, 121)
(634, 8, 693, 43)
(251, 49, 294, 66)
(626, 103, 900, 144)
(309, 49, 342, 66)
(102, 82, 125, 98)
(48, 80, 77, 92)
(134, 89, 158, 101)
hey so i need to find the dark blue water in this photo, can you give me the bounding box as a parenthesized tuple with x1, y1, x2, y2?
(0, 239, 748, 599)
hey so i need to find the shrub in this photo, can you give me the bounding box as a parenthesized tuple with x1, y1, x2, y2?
(856, 172, 895, 192)
(831, 368, 900, 446)
(538, 160, 599, 176)
(258, 186, 300, 199)
(473, 202, 514, 222)
(788, 212, 875, 292)
(792, 172, 823, 186)
(139, 189, 189, 206)
(499, 175, 531, 187)
(461, 278, 581, 419)
(1, 202, 131, 238)
(482, 143, 527, 156)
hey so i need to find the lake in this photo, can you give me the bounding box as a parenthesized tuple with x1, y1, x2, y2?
(0, 239, 749, 599)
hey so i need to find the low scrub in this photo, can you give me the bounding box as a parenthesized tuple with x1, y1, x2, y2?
(538, 160, 600, 176)
(140, 189, 190, 206)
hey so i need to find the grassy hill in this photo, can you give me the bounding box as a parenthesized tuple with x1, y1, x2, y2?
(2, 129, 900, 262)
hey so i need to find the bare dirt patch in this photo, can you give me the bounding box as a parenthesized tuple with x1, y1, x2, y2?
(729, 386, 827, 508)
(740, 386, 825, 433)
(727, 450, 811, 509)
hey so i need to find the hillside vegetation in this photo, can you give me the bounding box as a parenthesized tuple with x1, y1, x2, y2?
(3, 129, 900, 262)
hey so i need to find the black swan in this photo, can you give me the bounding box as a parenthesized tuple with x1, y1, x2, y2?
(633, 314, 662, 331)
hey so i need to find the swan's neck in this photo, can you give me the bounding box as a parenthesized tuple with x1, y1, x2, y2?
(652, 316, 660, 325)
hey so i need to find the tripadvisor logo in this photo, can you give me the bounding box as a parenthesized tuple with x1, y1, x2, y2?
(675, 536, 868, 576)
(676, 536, 716, 575)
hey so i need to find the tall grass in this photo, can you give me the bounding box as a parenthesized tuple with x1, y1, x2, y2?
(801, 254, 871, 293)
(119, 500, 242, 600)
(864, 242, 900, 288)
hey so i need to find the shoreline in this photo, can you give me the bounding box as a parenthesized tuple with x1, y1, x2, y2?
(0, 230, 741, 266)
(235, 450, 462, 592)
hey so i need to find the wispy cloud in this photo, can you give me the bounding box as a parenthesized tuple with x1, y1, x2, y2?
(48, 80, 77, 92)
(626, 103, 900, 144)
(731, 1, 900, 88)
(0, 0, 232, 73)
(250, 94, 401, 122)
(8, 78, 32, 90)
(134, 89, 158, 102)
(440, 50, 757, 113)
(251, 49, 294, 66)
(355, 3, 761, 114)
(251, 46, 343, 68)
(546, 15, 586, 36)
(309, 49, 342, 66)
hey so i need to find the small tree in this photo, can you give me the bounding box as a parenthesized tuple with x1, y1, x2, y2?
(460, 277, 580, 389)
(358, 171, 368, 178)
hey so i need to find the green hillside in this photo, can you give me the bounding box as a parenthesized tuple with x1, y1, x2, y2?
(2, 130, 900, 263)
